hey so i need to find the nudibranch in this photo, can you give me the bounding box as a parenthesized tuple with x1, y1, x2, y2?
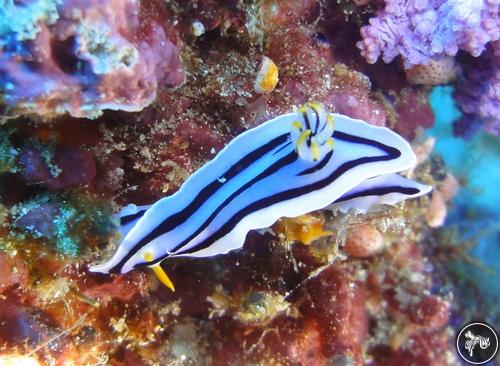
(90, 102, 430, 290)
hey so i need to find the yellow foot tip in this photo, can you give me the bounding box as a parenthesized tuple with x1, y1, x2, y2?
(144, 252, 176, 291)
(152, 264, 176, 292)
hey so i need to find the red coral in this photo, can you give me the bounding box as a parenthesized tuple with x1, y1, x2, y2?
(302, 266, 368, 364)
(377, 332, 453, 366)
(174, 0, 247, 35)
(0, 298, 44, 346)
(393, 88, 435, 140)
(253, 319, 327, 365)
(410, 295, 450, 330)
(81, 271, 149, 304)
(48, 146, 96, 191)
(326, 90, 387, 127)
(282, 319, 327, 365)
(0, 253, 28, 294)
(109, 349, 150, 366)
(176, 120, 226, 157)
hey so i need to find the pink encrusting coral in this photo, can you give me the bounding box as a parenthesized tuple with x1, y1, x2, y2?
(0, 0, 185, 119)
(357, 0, 500, 68)
(454, 41, 500, 136)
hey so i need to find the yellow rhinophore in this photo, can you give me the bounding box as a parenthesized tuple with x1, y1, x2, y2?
(143, 252, 175, 291)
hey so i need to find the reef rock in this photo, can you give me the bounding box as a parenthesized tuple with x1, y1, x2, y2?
(0, 252, 28, 294)
(20, 145, 96, 190)
(0, 0, 185, 119)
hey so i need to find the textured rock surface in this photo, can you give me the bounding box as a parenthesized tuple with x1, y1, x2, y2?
(0, 0, 185, 119)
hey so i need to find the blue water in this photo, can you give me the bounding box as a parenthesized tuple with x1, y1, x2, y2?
(428, 86, 500, 315)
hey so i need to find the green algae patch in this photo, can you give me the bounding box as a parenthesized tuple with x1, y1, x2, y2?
(7, 192, 115, 256)
(0, 128, 19, 174)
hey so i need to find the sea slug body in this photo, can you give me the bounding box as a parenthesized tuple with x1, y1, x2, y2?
(90, 102, 430, 290)
(330, 173, 431, 213)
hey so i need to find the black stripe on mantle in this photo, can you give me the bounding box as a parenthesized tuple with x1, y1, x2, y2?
(171, 131, 401, 258)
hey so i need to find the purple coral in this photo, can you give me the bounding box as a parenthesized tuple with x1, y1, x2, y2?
(454, 41, 500, 136)
(357, 0, 500, 68)
(0, 0, 185, 119)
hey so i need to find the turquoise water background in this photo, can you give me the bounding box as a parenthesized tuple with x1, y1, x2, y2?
(428, 87, 500, 318)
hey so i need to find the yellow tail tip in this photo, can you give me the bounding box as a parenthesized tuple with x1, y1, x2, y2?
(144, 251, 176, 291)
(152, 264, 176, 292)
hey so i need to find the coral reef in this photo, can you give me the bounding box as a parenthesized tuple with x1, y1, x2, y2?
(0, 0, 495, 365)
(454, 41, 500, 136)
(356, 0, 499, 136)
(19, 143, 96, 191)
(0, 0, 185, 119)
(357, 0, 499, 68)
